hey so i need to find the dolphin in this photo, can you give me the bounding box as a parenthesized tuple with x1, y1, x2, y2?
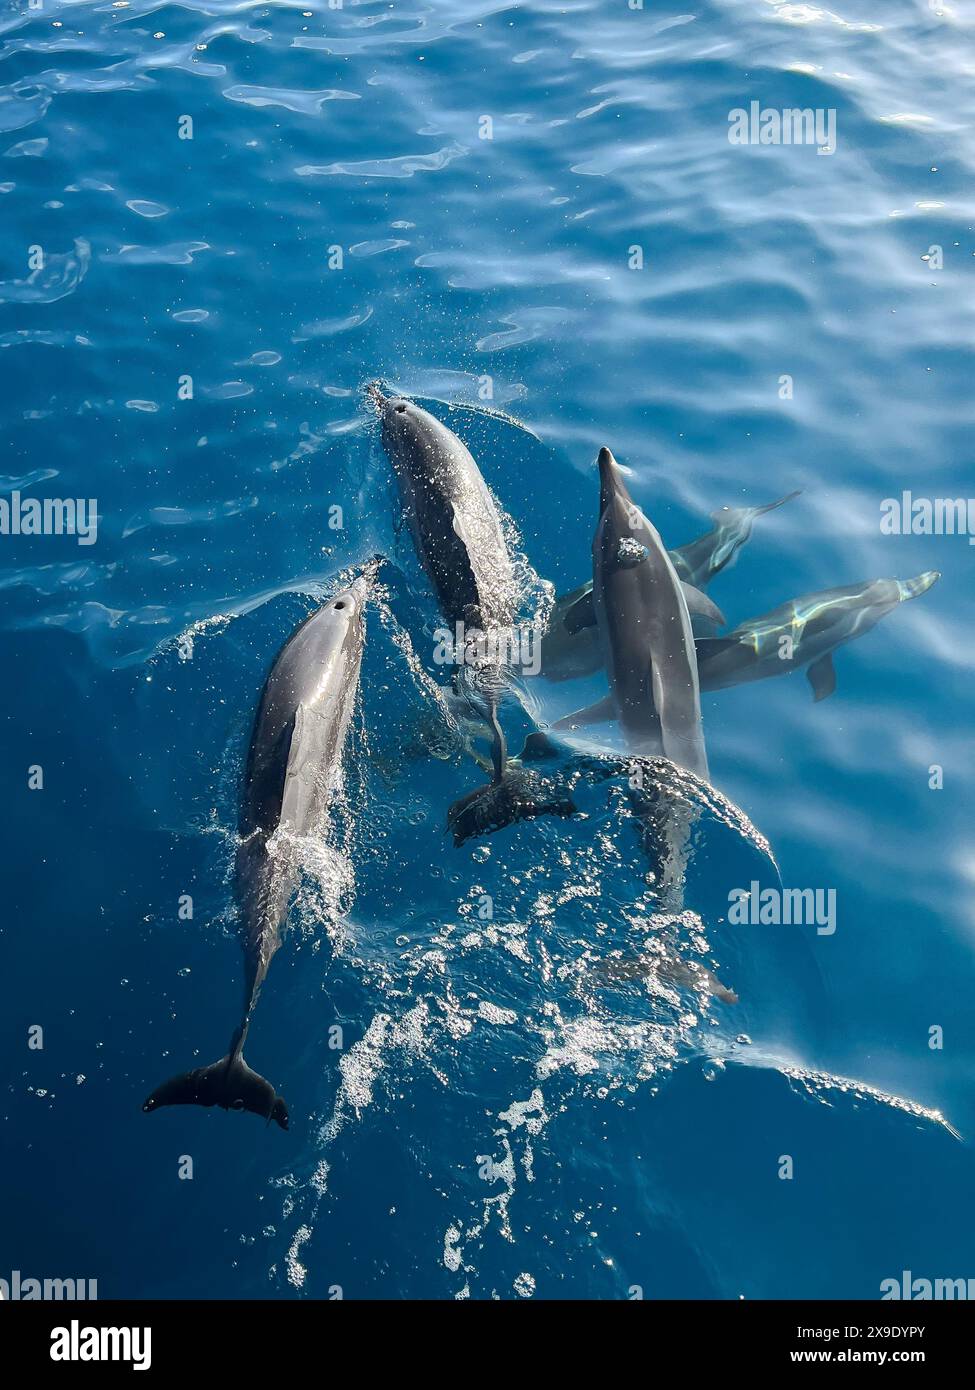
(538, 491, 798, 682)
(577, 446, 709, 780)
(368, 384, 516, 632)
(143, 577, 370, 1129)
(596, 952, 739, 1004)
(369, 384, 573, 842)
(696, 572, 940, 699)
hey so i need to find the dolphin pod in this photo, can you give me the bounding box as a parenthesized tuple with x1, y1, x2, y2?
(144, 575, 370, 1128)
(143, 387, 942, 1128)
(539, 479, 938, 707)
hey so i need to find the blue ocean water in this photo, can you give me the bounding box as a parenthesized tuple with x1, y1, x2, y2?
(2, 0, 973, 1300)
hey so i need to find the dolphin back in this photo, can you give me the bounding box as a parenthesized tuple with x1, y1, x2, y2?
(377, 391, 516, 630)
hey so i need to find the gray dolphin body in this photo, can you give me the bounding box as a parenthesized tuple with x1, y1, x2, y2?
(588, 447, 709, 779)
(371, 385, 572, 842)
(144, 581, 368, 1129)
(372, 386, 515, 633)
(538, 491, 798, 682)
(696, 572, 940, 699)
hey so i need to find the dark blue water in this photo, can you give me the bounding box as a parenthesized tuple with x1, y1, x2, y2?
(2, 0, 973, 1300)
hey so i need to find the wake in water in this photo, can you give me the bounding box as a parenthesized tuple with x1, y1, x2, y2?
(264, 603, 799, 1289)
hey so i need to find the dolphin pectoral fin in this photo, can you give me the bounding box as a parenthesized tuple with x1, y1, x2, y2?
(517, 731, 562, 762)
(447, 769, 576, 846)
(562, 587, 596, 635)
(142, 1052, 288, 1130)
(555, 580, 595, 609)
(280, 698, 338, 829)
(680, 581, 726, 630)
(553, 695, 616, 731)
(807, 653, 837, 702)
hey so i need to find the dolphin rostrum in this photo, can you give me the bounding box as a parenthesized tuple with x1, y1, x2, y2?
(696, 572, 940, 699)
(574, 446, 709, 780)
(370, 384, 573, 842)
(143, 576, 370, 1129)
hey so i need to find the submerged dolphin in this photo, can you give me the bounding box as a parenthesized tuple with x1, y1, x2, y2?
(143, 578, 369, 1129)
(696, 572, 940, 699)
(670, 491, 800, 588)
(370, 384, 572, 842)
(517, 739, 778, 914)
(538, 490, 798, 682)
(578, 446, 709, 779)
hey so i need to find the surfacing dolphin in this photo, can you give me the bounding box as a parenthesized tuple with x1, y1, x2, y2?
(143, 575, 371, 1129)
(577, 446, 709, 780)
(368, 384, 516, 633)
(538, 490, 798, 682)
(369, 383, 574, 843)
(696, 572, 940, 700)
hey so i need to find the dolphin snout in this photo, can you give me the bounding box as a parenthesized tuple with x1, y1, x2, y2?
(350, 556, 385, 603)
(366, 382, 414, 421)
(596, 446, 620, 489)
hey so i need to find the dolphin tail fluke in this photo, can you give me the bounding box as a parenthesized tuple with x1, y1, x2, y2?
(447, 768, 576, 846)
(142, 1051, 289, 1130)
